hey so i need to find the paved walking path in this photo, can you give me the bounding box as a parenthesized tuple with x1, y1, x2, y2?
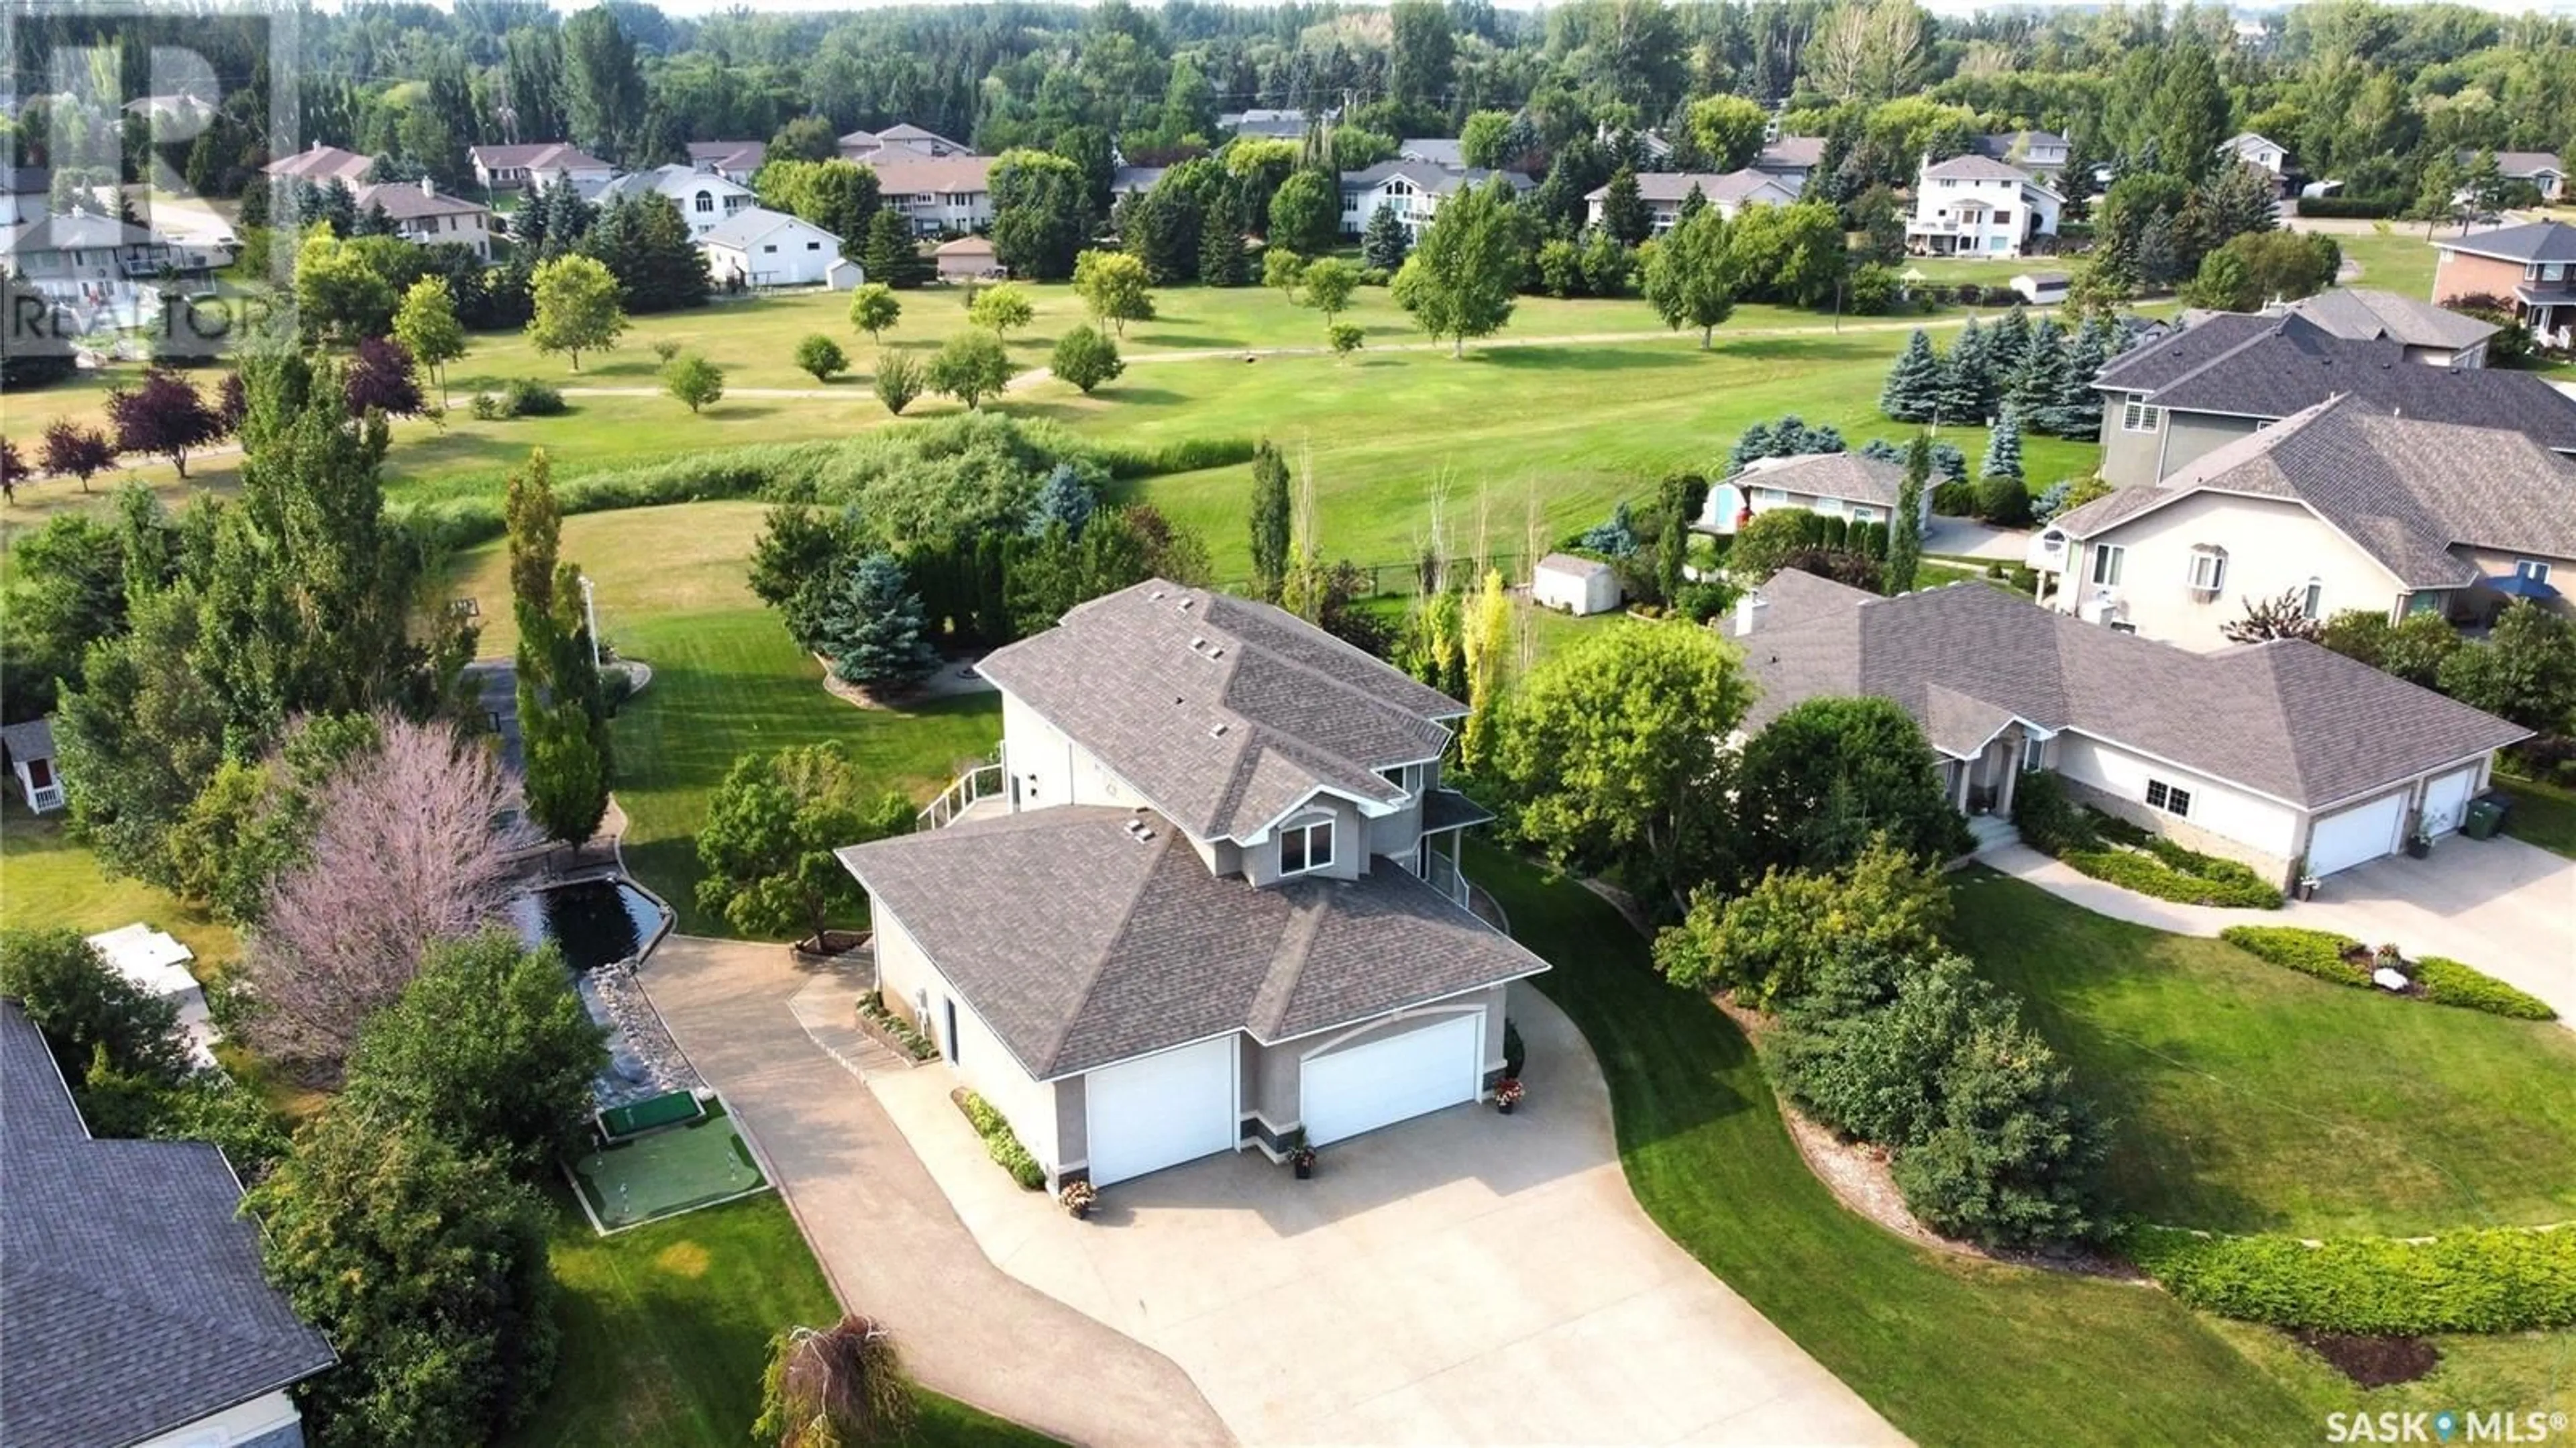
(639, 935, 1230, 1447)
(1977, 839, 2576, 1025)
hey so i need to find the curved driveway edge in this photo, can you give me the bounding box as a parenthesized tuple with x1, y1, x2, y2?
(638, 934, 1231, 1447)
(871, 979, 1903, 1447)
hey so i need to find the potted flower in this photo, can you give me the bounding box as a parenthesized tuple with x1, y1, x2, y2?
(1495, 1078, 1525, 1115)
(1286, 1130, 1316, 1180)
(1059, 1180, 1097, 1221)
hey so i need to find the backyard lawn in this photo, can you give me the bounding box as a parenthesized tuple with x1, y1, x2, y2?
(2495, 775, 2576, 858)
(506, 1190, 1051, 1448)
(1483, 843, 2576, 1444)
(1946, 870, 2576, 1238)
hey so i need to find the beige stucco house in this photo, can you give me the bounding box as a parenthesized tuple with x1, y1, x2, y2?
(1701, 451, 1929, 537)
(2035, 395, 2576, 650)
(840, 582, 1546, 1192)
(2089, 311, 2576, 490)
(1582, 168, 1799, 233)
(1735, 570, 2528, 883)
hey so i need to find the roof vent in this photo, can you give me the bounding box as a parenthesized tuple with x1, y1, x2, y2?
(1210, 723, 1230, 737)
(1135, 828, 1156, 843)
(1208, 646, 1226, 659)
(1190, 635, 1208, 650)
(1149, 589, 1166, 601)
(1177, 597, 1195, 611)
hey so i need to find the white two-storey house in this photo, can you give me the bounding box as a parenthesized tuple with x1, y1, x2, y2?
(1905, 154, 2063, 258)
(840, 580, 1546, 1191)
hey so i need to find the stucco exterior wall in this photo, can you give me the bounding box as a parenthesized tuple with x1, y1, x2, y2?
(1003, 688, 1142, 813)
(2455, 545, 2576, 621)
(2096, 405, 2165, 490)
(2155, 411, 2265, 481)
(2076, 491, 2406, 649)
(1239, 792, 1368, 887)
(873, 903, 1062, 1173)
(2053, 735, 2302, 880)
(1234, 984, 1509, 1150)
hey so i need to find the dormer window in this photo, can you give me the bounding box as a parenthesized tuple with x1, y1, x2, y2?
(1279, 816, 1335, 876)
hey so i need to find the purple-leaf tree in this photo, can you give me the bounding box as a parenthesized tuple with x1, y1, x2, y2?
(345, 336, 426, 419)
(39, 419, 117, 494)
(105, 367, 223, 478)
(217, 371, 249, 433)
(243, 714, 533, 1073)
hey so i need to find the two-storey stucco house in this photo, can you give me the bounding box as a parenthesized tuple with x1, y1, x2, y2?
(2433, 220, 2576, 350)
(839, 581, 1547, 1191)
(2088, 311, 2576, 489)
(1904, 154, 2062, 257)
(1338, 160, 1533, 240)
(1699, 451, 1932, 537)
(468, 142, 614, 194)
(838, 123, 975, 164)
(2031, 395, 2576, 649)
(870, 154, 996, 236)
(260, 142, 374, 187)
(684, 140, 766, 185)
(595, 163, 755, 236)
(1970, 130, 2071, 183)
(1582, 168, 1799, 233)
(1734, 570, 2528, 883)
(2, 1002, 337, 1448)
(352, 178, 493, 259)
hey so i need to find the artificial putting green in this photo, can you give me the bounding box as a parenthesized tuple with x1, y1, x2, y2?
(570, 1100, 769, 1232)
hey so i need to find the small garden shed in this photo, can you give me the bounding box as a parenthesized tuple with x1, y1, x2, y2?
(1532, 554, 1621, 615)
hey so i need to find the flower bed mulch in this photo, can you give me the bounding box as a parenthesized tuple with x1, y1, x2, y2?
(2293, 1331, 2440, 1388)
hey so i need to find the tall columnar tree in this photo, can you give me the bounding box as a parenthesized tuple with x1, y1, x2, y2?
(1888, 436, 1928, 594)
(1458, 570, 1511, 776)
(861, 210, 928, 290)
(1198, 210, 1247, 287)
(1641, 205, 1735, 349)
(989, 148, 1094, 281)
(506, 450, 612, 847)
(822, 553, 939, 690)
(1248, 442, 1292, 602)
(1391, 177, 1523, 358)
(1880, 328, 1941, 422)
(1362, 202, 1410, 272)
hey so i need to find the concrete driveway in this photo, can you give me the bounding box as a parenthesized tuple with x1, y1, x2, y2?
(639, 936, 1228, 1447)
(1982, 835, 2575, 1023)
(870, 981, 1900, 1447)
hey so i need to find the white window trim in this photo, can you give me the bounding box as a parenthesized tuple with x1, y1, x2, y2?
(2145, 778, 2193, 818)
(2121, 395, 2160, 433)
(1279, 815, 1336, 876)
(2021, 734, 2045, 771)
(2090, 544, 2125, 587)
(2514, 559, 2553, 582)
(2301, 578, 2324, 619)
(2186, 546, 2226, 593)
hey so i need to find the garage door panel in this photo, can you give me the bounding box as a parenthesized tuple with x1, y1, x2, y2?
(1300, 1014, 1481, 1147)
(1085, 1037, 1236, 1187)
(2421, 767, 2478, 837)
(2309, 794, 2405, 877)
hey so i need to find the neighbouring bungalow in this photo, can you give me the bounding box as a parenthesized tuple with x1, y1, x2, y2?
(2089, 311, 2576, 488)
(1, 1001, 337, 1447)
(260, 142, 374, 187)
(352, 178, 492, 259)
(1733, 570, 2529, 883)
(1582, 168, 1799, 233)
(839, 581, 1548, 1191)
(2454, 148, 2565, 203)
(468, 142, 613, 193)
(2432, 220, 2576, 351)
(2030, 395, 2576, 648)
(1700, 452, 1930, 537)
(684, 140, 767, 185)
(934, 234, 1002, 282)
(2270, 288, 2500, 366)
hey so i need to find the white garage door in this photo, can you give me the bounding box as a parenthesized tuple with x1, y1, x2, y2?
(1300, 1013, 1482, 1147)
(1083, 1036, 1236, 1188)
(2420, 766, 2479, 837)
(2308, 793, 2406, 877)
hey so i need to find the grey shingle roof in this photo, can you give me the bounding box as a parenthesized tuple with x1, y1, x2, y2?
(976, 580, 1463, 840)
(1585, 168, 1791, 205)
(686, 140, 767, 172)
(1756, 137, 1825, 168)
(842, 807, 1546, 1078)
(2050, 396, 2576, 587)
(2, 1003, 335, 1448)
(1739, 570, 2528, 809)
(696, 205, 835, 251)
(1340, 160, 1534, 195)
(2286, 289, 2500, 351)
(1399, 138, 1464, 167)
(1, 716, 54, 761)
(1922, 154, 2037, 183)
(353, 180, 490, 221)
(1421, 787, 1495, 833)
(2434, 219, 2576, 264)
(2096, 312, 2576, 450)
(1735, 451, 1907, 508)
(1538, 552, 1611, 578)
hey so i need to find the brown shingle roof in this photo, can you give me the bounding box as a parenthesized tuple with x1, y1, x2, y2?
(867, 154, 994, 195)
(1738, 572, 2528, 808)
(1734, 451, 1907, 508)
(977, 580, 1462, 841)
(842, 807, 1546, 1078)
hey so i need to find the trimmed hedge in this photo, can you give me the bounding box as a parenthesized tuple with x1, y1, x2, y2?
(1089, 435, 1257, 479)
(2127, 1224, 2576, 1335)
(955, 1090, 1046, 1190)
(2218, 926, 2557, 1021)
(2294, 197, 2398, 219)
(2061, 846, 2284, 909)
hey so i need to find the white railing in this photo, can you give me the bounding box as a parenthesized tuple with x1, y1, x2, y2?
(27, 786, 62, 813)
(918, 755, 1005, 830)
(1424, 851, 1470, 910)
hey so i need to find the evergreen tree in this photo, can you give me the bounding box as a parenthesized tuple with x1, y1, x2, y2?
(1024, 464, 1095, 537)
(1980, 409, 2025, 483)
(821, 554, 938, 689)
(1362, 201, 1411, 272)
(1934, 317, 1990, 425)
(1248, 442, 1291, 602)
(1198, 206, 1247, 287)
(1879, 328, 1941, 423)
(2039, 317, 2110, 437)
(2008, 317, 2065, 423)
(1675, 183, 1709, 225)
(506, 450, 611, 847)
(1601, 166, 1651, 248)
(585, 195, 710, 313)
(1888, 436, 1927, 594)
(1929, 441, 1968, 486)
(861, 210, 927, 289)
(1986, 307, 2031, 388)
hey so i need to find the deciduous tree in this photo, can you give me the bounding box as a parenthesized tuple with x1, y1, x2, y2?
(392, 276, 467, 404)
(847, 284, 902, 350)
(1642, 205, 1735, 348)
(696, 741, 913, 945)
(665, 353, 726, 413)
(105, 368, 222, 478)
(39, 418, 117, 492)
(796, 334, 849, 384)
(872, 350, 924, 415)
(926, 331, 1011, 409)
(1735, 696, 1969, 874)
(1071, 249, 1154, 335)
(1391, 177, 1523, 357)
(1050, 325, 1124, 394)
(525, 254, 628, 372)
(1248, 441, 1291, 601)
(754, 1314, 918, 1448)
(966, 282, 1035, 341)
(1266, 170, 1340, 256)
(1299, 256, 1359, 326)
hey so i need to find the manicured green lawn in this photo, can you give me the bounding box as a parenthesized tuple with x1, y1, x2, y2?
(2328, 227, 2443, 300)
(1478, 843, 2335, 1445)
(0, 805, 240, 968)
(445, 501, 780, 661)
(608, 607, 1000, 937)
(1947, 870, 2576, 1237)
(506, 1191, 1052, 1448)
(2495, 776, 2576, 858)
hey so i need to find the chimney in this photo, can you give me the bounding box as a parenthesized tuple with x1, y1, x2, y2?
(1733, 592, 1768, 638)
(419, 176, 437, 197)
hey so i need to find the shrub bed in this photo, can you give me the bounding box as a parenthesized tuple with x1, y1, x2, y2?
(2294, 197, 2398, 219)
(954, 1089, 1046, 1190)
(2127, 1224, 2576, 1335)
(2059, 846, 2284, 909)
(2218, 927, 2557, 1021)
(855, 993, 939, 1061)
